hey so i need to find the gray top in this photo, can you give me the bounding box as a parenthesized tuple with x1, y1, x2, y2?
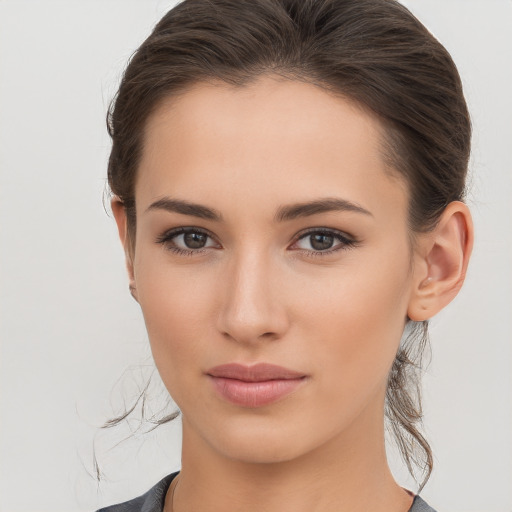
(96, 472, 437, 512)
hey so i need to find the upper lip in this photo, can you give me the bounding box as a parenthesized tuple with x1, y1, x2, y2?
(206, 363, 306, 382)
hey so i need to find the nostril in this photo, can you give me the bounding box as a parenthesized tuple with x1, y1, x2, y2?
(259, 331, 278, 340)
(219, 328, 282, 344)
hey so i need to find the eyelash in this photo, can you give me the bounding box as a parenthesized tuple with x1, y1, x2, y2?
(292, 227, 358, 257)
(155, 227, 215, 257)
(155, 227, 358, 257)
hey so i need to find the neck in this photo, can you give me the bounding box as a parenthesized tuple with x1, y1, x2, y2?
(169, 399, 413, 512)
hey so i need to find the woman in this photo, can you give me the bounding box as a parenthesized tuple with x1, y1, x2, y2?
(99, 0, 473, 510)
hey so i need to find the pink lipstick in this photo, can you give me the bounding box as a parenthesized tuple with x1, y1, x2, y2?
(206, 363, 307, 407)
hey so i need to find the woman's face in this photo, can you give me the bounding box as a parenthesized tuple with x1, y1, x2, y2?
(128, 76, 417, 463)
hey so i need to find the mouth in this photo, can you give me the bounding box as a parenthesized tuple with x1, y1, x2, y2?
(206, 363, 308, 408)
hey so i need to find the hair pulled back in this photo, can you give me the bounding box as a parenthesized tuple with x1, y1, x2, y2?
(107, 0, 471, 490)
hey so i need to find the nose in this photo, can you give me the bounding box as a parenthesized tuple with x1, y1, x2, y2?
(216, 249, 290, 345)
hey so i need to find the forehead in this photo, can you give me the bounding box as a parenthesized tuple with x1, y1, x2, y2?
(136, 76, 407, 219)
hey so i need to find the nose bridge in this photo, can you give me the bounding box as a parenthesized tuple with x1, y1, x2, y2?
(217, 244, 287, 343)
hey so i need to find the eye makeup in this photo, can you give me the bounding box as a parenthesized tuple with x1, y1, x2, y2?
(155, 225, 360, 258)
(290, 227, 359, 258)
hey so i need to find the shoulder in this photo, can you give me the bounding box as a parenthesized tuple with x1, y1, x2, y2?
(96, 472, 178, 512)
(409, 495, 438, 512)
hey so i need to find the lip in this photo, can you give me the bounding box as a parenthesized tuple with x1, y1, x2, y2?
(206, 363, 307, 408)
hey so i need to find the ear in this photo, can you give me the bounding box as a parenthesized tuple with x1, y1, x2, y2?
(408, 201, 473, 321)
(111, 197, 138, 302)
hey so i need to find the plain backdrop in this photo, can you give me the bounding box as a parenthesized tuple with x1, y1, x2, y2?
(0, 1, 511, 511)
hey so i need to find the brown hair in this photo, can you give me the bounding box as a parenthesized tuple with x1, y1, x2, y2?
(106, 0, 471, 490)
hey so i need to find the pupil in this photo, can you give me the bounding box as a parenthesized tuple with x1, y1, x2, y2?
(311, 233, 334, 251)
(184, 232, 207, 249)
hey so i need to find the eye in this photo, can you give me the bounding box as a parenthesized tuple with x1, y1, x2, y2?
(156, 227, 219, 254)
(291, 228, 357, 255)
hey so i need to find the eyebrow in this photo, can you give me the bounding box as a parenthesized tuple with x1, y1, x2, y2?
(145, 196, 372, 222)
(146, 198, 223, 221)
(274, 197, 373, 222)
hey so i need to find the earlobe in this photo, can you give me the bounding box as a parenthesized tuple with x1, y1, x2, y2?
(408, 201, 473, 321)
(111, 198, 138, 302)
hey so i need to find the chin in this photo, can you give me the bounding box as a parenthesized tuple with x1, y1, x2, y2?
(199, 415, 325, 465)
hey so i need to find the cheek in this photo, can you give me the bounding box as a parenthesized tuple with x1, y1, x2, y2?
(133, 254, 219, 396)
(296, 250, 411, 399)
(133, 234, 412, 418)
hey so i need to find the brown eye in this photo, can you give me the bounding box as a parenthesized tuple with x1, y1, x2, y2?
(156, 227, 218, 254)
(309, 233, 334, 251)
(292, 229, 357, 255)
(183, 231, 208, 249)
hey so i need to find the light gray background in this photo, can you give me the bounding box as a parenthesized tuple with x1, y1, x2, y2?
(0, 1, 511, 511)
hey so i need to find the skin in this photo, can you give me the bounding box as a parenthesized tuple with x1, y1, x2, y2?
(113, 76, 473, 512)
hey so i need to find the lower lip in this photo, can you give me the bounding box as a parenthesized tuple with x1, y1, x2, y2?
(208, 376, 305, 407)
